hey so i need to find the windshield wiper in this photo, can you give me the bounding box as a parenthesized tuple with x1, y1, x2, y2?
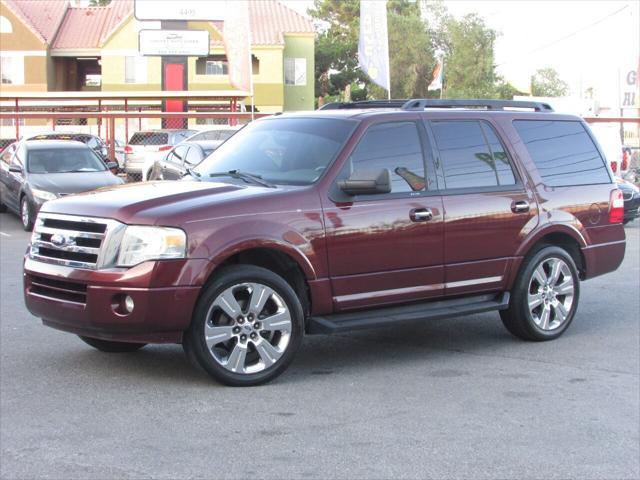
(209, 170, 275, 188)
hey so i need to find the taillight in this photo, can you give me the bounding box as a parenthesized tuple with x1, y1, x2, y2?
(124, 145, 133, 154)
(158, 145, 172, 152)
(621, 150, 629, 171)
(609, 189, 624, 223)
(610, 161, 618, 173)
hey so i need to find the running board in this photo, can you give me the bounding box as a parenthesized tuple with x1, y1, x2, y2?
(308, 292, 510, 334)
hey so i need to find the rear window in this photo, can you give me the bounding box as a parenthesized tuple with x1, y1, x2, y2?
(129, 132, 169, 145)
(513, 120, 610, 187)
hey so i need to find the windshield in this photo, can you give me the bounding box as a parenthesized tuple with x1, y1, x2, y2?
(27, 148, 107, 173)
(129, 132, 168, 145)
(194, 117, 356, 185)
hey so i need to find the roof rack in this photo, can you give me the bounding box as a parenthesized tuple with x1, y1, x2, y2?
(318, 100, 408, 110)
(401, 99, 554, 112)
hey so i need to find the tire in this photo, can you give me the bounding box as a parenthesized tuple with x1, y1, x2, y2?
(20, 196, 34, 231)
(500, 246, 580, 341)
(79, 336, 147, 352)
(183, 265, 304, 386)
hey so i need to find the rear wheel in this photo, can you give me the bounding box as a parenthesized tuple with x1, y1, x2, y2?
(183, 265, 304, 386)
(79, 336, 147, 352)
(501, 246, 580, 341)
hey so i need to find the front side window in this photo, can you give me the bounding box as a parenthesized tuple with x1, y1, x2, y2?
(27, 149, 106, 174)
(168, 145, 188, 165)
(284, 58, 307, 86)
(195, 117, 355, 186)
(513, 120, 611, 187)
(185, 146, 203, 165)
(347, 122, 426, 194)
(431, 120, 516, 190)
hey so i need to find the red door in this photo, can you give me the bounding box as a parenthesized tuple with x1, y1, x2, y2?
(164, 63, 185, 129)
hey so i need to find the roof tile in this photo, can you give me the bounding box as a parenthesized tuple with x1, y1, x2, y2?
(2, 0, 68, 44)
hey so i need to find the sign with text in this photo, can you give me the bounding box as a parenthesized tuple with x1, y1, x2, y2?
(134, 0, 225, 21)
(139, 30, 210, 56)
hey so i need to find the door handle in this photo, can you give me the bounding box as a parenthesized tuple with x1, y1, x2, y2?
(511, 200, 530, 213)
(410, 208, 433, 222)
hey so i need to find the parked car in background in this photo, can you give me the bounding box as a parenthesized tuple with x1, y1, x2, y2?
(186, 127, 240, 144)
(149, 141, 219, 181)
(23, 99, 626, 386)
(616, 177, 640, 224)
(123, 129, 197, 182)
(114, 139, 126, 171)
(590, 124, 626, 176)
(0, 140, 122, 230)
(26, 132, 113, 167)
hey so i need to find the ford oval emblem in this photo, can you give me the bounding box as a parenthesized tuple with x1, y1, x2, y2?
(50, 234, 74, 247)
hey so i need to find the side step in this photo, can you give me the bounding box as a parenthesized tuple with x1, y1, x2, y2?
(308, 292, 510, 334)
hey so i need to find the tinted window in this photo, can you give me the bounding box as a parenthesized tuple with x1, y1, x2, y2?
(195, 118, 355, 186)
(349, 122, 426, 193)
(514, 120, 610, 186)
(431, 121, 516, 189)
(129, 132, 168, 145)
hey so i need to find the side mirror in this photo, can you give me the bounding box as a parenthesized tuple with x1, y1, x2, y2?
(8, 164, 22, 174)
(106, 161, 119, 175)
(338, 168, 391, 196)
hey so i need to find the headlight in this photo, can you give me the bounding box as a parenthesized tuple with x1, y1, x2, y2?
(31, 189, 58, 201)
(116, 226, 186, 267)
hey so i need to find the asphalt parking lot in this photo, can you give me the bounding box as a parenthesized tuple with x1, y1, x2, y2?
(1, 212, 638, 480)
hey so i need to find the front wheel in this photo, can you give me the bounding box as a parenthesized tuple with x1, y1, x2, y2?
(501, 246, 580, 341)
(20, 196, 34, 231)
(79, 336, 147, 352)
(183, 265, 304, 386)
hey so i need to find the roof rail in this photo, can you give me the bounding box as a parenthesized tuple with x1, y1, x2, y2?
(401, 99, 554, 112)
(318, 100, 408, 110)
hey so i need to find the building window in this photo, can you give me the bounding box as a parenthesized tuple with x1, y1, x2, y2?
(1, 118, 24, 127)
(196, 55, 228, 76)
(0, 55, 24, 85)
(284, 58, 306, 86)
(124, 56, 148, 84)
(0, 15, 12, 33)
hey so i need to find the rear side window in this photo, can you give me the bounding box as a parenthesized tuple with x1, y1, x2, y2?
(129, 132, 168, 145)
(349, 122, 426, 193)
(431, 121, 517, 189)
(513, 120, 610, 187)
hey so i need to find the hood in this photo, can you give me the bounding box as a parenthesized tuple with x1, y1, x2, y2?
(40, 179, 279, 225)
(29, 172, 123, 195)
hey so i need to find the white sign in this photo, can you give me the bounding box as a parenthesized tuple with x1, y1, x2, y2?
(139, 30, 210, 56)
(134, 0, 226, 21)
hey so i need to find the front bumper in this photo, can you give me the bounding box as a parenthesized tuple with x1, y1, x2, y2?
(23, 257, 206, 343)
(623, 195, 640, 222)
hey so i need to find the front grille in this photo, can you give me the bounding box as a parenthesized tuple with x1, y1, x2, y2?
(30, 213, 124, 269)
(29, 274, 87, 304)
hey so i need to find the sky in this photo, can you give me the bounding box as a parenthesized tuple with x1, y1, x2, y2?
(284, 0, 640, 106)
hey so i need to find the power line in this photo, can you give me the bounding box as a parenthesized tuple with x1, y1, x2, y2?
(497, 4, 631, 66)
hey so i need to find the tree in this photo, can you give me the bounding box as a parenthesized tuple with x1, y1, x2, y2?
(89, 0, 111, 5)
(309, 0, 434, 102)
(531, 68, 569, 97)
(494, 77, 526, 100)
(438, 14, 498, 98)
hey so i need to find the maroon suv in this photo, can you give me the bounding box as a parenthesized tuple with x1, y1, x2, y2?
(23, 99, 626, 386)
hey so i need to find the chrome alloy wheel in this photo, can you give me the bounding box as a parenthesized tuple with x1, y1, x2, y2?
(203, 282, 292, 374)
(527, 257, 575, 331)
(20, 198, 30, 228)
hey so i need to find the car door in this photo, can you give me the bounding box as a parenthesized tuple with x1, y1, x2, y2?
(322, 119, 444, 312)
(163, 145, 189, 180)
(425, 119, 538, 296)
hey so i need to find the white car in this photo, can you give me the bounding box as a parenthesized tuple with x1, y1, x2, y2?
(123, 129, 196, 181)
(590, 124, 626, 177)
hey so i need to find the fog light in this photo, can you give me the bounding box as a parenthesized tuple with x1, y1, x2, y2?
(124, 295, 135, 313)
